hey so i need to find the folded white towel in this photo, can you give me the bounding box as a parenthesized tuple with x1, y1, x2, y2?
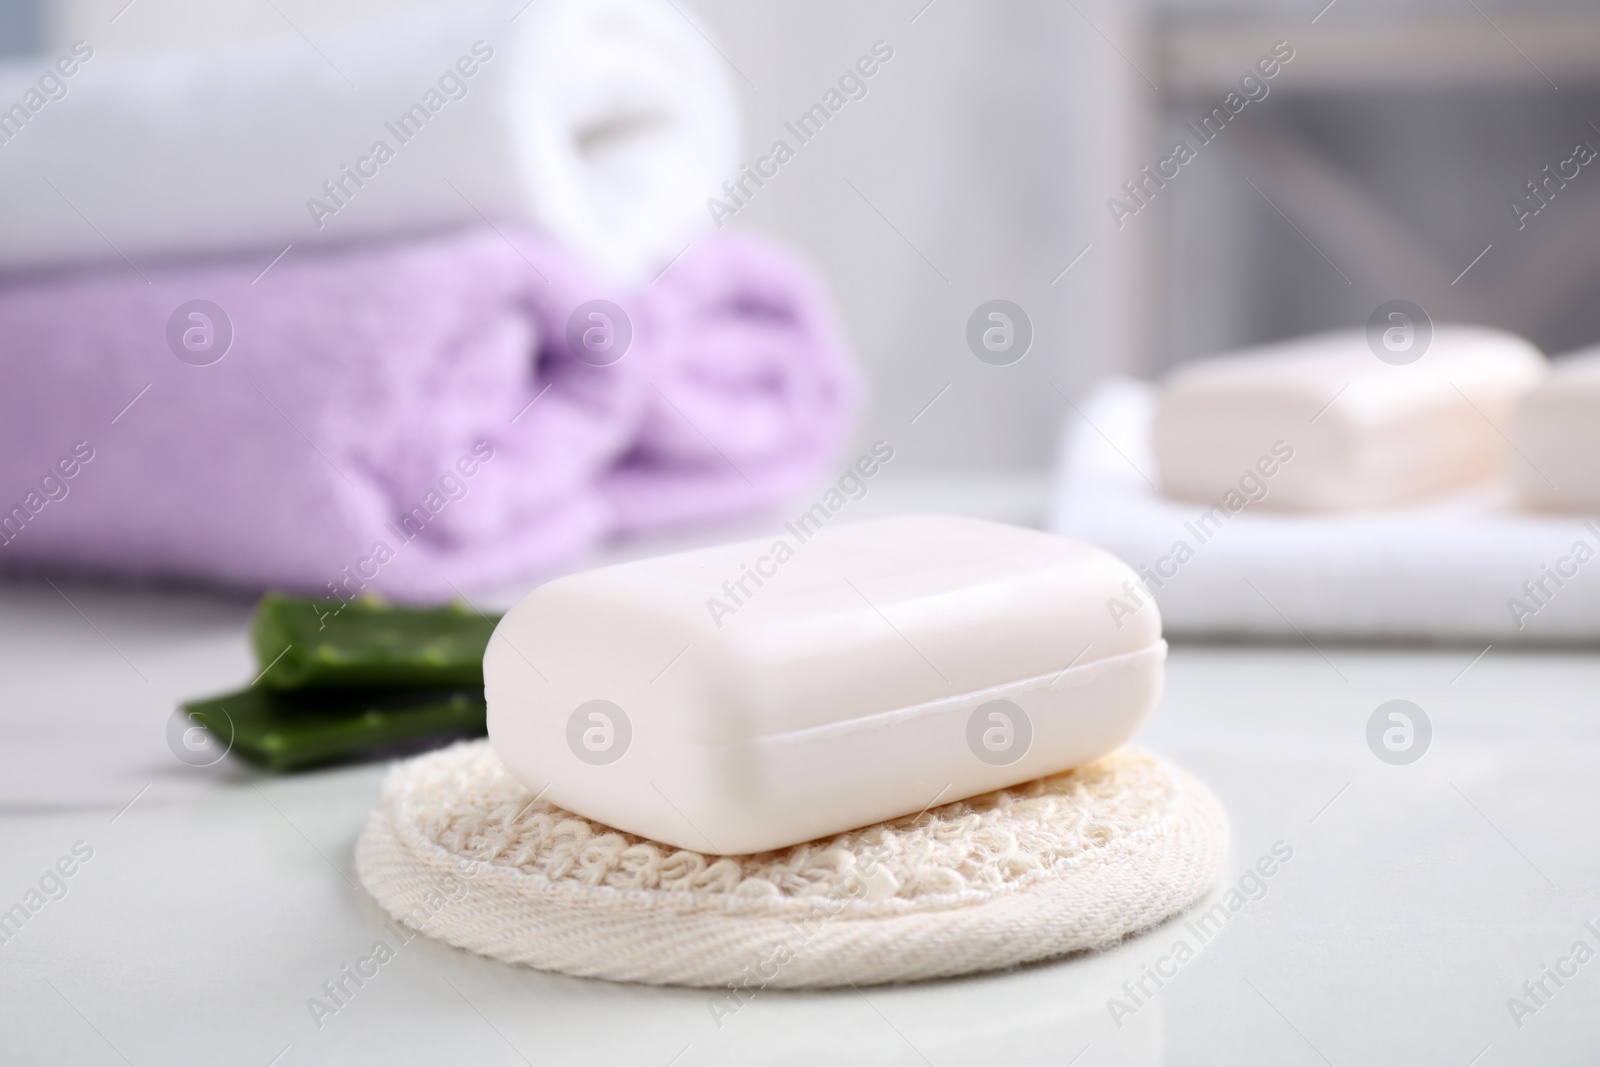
(0, 0, 736, 282)
(1051, 380, 1600, 643)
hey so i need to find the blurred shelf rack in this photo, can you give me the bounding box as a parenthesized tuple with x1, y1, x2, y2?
(1136, 5, 1600, 367)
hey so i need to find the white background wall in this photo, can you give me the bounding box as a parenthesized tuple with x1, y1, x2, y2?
(676, 1, 1154, 477)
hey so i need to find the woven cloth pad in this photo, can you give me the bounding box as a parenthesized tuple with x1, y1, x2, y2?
(355, 740, 1228, 988)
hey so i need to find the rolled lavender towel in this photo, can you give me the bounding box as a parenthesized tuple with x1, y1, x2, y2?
(0, 230, 857, 598)
(603, 233, 862, 534)
(0, 230, 628, 599)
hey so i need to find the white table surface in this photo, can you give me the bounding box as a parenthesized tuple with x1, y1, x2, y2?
(2, 480, 1597, 1066)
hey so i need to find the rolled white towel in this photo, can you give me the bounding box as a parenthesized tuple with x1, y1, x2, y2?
(0, 0, 737, 282)
(1509, 350, 1600, 513)
(1153, 326, 1547, 511)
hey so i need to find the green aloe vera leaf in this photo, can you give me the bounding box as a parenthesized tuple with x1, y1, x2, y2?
(250, 592, 501, 690)
(179, 686, 486, 773)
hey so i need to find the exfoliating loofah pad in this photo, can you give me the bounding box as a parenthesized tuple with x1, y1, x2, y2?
(355, 740, 1229, 988)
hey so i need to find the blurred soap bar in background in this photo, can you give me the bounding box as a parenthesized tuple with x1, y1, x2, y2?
(1509, 350, 1600, 513)
(1152, 327, 1546, 511)
(487, 515, 1166, 854)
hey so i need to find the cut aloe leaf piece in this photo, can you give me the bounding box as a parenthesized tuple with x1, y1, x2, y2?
(179, 686, 486, 772)
(251, 593, 500, 690)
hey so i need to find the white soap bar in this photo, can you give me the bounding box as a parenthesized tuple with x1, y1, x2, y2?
(1153, 326, 1546, 511)
(486, 515, 1165, 854)
(1509, 350, 1600, 511)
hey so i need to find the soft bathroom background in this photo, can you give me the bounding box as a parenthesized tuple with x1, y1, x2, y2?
(17, 0, 1600, 481)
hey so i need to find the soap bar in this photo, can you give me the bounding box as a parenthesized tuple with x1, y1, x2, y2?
(251, 594, 500, 690)
(486, 515, 1165, 854)
(181, 686, 486, 772)
(1153, 326, 1546, 511)
(1508, 350, 1600, 511)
